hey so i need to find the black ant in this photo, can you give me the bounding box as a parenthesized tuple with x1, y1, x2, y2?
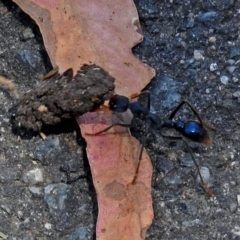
(87, 92, 215, 197)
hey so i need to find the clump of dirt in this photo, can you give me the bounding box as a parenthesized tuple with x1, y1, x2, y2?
(13, 64, 115, 132)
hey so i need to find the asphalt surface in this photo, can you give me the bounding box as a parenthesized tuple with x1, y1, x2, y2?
(1, 0, 240, 239)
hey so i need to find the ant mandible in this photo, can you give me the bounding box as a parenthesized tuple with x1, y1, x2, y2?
(87, 92, 215, 197)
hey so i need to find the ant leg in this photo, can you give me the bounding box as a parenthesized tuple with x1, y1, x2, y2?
(132, 118, 152, 184)
(91, 104, 110, 112)
(183, 101, 216, 130)
(160, 132, 183, 141)
(182, 140, 215, 197)
(132, 122, 183, 184)
(131, 91, 152, 177)
(168, 100, 204, 125)
(157, 130, 215, 197)
(132, 92, 152, 182)
(130, 91, 150, 100)
(168, 100, 216, 133)
(86, 123, 132, 136)
(130, 91, 151, 110)
(145, 91, 151, 111)
(132, 143, 145, 184)
(202, 122, 216, 131)
(137, 91, 151, 159)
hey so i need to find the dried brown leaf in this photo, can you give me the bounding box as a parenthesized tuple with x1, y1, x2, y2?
(13, 0, 155, 239)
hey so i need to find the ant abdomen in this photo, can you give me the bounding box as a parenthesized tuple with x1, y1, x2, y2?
(174, 120, 211, 145)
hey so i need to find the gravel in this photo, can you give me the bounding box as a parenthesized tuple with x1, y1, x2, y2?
(1, 0, 240, 239)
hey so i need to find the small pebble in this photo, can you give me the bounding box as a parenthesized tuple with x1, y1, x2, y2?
(34, 136, 61, 162)
(68, 227, 92, 240)
(154, 76, 183, 109)
(209, 74, 216, 80)
(0, 204, 11, 214)
(230, 202, 237, 213)
(164, 175, 183, 186)
(233, 91, 240, 98)
(233, 77, 238, 83)
(230, 47, 240, 58)
(210, 63, 218, 71)
(237, 195, 240, 205)
(44, 183, 69, 212)
(193, 50, 204, 60)
(209, 45, 216, 51)
(209, 36, 216, 42)
(179, 157, 196, 168)
(220, 76, 229, 85)
(236, 59, 240, 65)
(196, 11, 220, 22)
(197, 167, 210, 184)
(17, 211, 23, 219)
(226, 66, 236, 73)
(22, 27, 35, 40)
(22, 168, 44, 185)
(156, 158, 174, 175)
(182, 219, 203, 231)
(18, 49, 42, 68)
(29, 186, 43, 196)
(185, 19, 195, 28)
(226, 59, 235, 65)
(44, 222, 52, 230)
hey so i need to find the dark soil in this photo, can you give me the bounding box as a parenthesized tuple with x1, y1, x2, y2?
(14, 64, 115, 132)
(0, 0, 240, 239)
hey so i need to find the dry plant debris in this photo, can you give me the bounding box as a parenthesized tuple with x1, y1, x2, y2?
(12, 0, 155, 239)
(14, 64, 115, 132)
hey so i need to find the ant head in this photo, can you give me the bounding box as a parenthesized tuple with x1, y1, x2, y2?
(109, 95, 130, 112)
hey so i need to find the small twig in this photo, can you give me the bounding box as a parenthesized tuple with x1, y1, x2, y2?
(0, 74, 15, 91)
(39, 66, 59, 80)
(0, 74, 20, 99)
